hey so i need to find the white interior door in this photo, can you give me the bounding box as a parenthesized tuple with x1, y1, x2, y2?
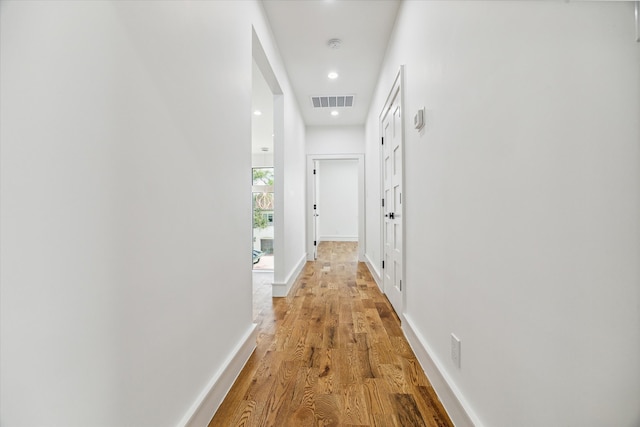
(381, 82, 403, 317)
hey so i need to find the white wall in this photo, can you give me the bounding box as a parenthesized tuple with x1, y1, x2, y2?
(273, 93, 307, 295)
(252, 152, 274, 168)
(366, 2, 640, 427)
(306, 125, 365, 154)
(0, 1, 306, 426)
(317, 160, 359, 241)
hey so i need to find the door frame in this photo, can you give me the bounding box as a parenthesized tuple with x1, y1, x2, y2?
(312, 160, 319, 260)
(306, 154, 365, 261)
(253, 27, 283, 295)
(379, 66, 405, 318)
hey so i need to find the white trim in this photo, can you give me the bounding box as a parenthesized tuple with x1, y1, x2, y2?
(402, 314, 483, 427)
(306, 154, 366, 262)
(319, 235, 358, 242)
(272, 253, 307, 297)
(364, 253, 383, 292)
(178, 324, 257, 427)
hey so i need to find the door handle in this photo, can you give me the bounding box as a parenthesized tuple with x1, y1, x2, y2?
(385, 212, 395, 219)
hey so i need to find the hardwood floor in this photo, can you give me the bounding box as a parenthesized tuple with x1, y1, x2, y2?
(209, 241, 453, 427)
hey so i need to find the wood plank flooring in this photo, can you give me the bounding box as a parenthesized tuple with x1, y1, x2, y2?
(209, 241, 453, 427)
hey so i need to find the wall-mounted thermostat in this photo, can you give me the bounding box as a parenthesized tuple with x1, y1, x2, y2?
(414, 108, 425, 131)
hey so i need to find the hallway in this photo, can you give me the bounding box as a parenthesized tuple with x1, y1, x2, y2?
(210, 242, 452, 427)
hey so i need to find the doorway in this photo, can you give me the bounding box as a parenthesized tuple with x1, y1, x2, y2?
(251, 29, 283, 316)
(251, 57, 274, 276)
(253, 28, 285, 300)
(307, 154, 365, 262)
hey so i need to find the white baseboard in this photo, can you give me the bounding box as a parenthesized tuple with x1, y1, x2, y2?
(272, 253, 307, 297)
(402, 314, 483, 427)
(364, 253, 382, 291)
(319, 236, 358, 242)
(178, 324, 257, 427)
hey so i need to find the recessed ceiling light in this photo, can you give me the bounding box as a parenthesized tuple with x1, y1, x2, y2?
(331, 110, 339, 116)
(328, 72, 339, 79)
(253, 110, 262, 116)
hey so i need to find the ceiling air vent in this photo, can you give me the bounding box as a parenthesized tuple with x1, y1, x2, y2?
(311, 95, 355, 109)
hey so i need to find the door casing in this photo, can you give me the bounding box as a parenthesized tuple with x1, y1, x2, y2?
(306, 154, 365, 261)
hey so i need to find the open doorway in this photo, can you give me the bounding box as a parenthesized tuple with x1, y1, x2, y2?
(253, 26, 285, 304)
(251, 58, 274, 318)
(307, 154, 365, 262)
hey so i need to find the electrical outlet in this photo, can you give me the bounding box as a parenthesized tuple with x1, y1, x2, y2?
(451, 334, 461, 369)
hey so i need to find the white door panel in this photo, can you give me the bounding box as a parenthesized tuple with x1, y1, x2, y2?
(381, 79, 403, 317)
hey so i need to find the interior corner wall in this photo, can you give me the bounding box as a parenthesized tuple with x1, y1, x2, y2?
(252, 153, 274, 168)
(0, 1, 305, 426)
(366, 2, 640, 426)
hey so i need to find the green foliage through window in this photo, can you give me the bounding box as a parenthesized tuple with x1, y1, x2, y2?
(253, 168, 274, 186)
(253, 168, 274, 230)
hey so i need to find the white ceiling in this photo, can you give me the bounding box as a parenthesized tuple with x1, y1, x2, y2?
(261, 0, 401, 127)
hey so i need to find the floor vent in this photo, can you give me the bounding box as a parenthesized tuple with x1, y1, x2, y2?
(311, 95, 355, 109)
